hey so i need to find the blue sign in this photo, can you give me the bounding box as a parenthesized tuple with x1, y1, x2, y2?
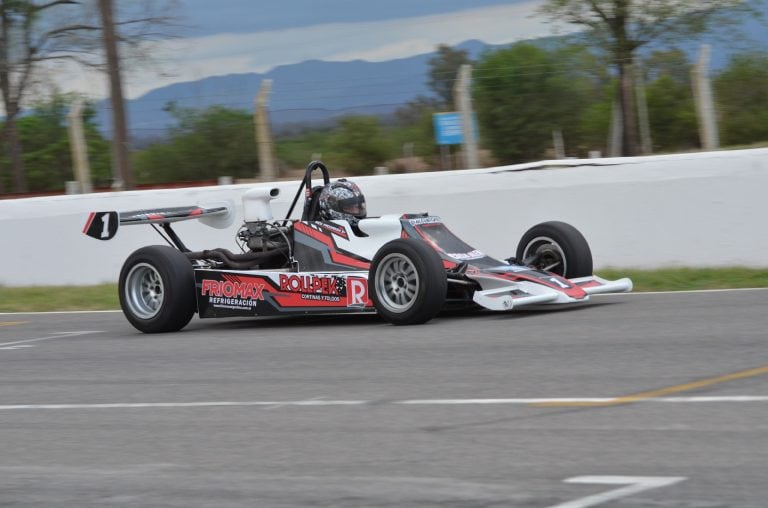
(433, 112, 464, 145)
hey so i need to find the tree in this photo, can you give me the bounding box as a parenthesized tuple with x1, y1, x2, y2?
(3, 93, 110, 192)
(0, 0, 85, 193)
(644, 48, 692, 84)
(98, 0, 130, 190)
(134, 105, 258, 184)
(643, 50, 698, 152)
(427, 44, 472, 108)
(715, 52, 768, 146)
(329, 116, 393, 174)
(391, 97, 440, 160)
(0, 0, 177, 194)
(473, 43, 601, 163)
(60, 0, 178, 190)
(276, 129, 335, 170)
(539, 0, 761, 156)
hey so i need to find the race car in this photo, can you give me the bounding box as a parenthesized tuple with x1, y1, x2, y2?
(83, 161, 632, 333)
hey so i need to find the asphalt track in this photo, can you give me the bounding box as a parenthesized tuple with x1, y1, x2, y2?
(1, 289, 768, 507)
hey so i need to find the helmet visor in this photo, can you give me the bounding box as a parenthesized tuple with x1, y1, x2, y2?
(338, 196, 366, 217)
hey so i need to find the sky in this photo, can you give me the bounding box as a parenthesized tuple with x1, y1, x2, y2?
(55, 0, 560, 100)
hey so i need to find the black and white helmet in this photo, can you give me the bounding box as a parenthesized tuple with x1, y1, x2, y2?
(317, 179, 367, 227)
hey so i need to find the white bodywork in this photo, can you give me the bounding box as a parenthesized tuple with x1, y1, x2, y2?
(242, 186, 281, 222)
(471, 274, 633, 311)
(330, 215, 404, 261)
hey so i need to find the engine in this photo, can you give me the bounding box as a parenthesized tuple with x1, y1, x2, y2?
(185, 186, 292, 270)
(237, 221, 290, 253)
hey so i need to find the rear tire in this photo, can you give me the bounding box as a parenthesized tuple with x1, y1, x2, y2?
(119, 245, 196, 333)
(369, 239, 447, 325)
(516, 221, 593, 278)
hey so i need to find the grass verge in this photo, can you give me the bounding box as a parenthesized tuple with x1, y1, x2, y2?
(597, 267, 768, 293)
(0, 284, 119, 312)
(1, 268, 767, 313)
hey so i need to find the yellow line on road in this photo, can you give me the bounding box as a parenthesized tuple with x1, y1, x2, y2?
(0, 321, 28, 327)
(534, 364, 768, 408)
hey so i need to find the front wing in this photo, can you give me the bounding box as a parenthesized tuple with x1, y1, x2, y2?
(470, 273, 633, 311)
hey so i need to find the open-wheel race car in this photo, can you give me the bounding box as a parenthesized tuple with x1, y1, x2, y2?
(83, 161, 632, 333)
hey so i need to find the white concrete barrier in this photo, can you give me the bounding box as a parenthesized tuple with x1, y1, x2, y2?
(2, 148, 767, 287)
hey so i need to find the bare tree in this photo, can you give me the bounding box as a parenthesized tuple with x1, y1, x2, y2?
(98, 0, 130, 189)
(0, 0, 81, 193)
(539, 0, 762, 156)
(69, 0, 178, 189)
(0, 0, 177, 193)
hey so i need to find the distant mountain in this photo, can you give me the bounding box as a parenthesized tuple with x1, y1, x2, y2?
(99, 14, 768, 140)
(97, 40, 494, 139)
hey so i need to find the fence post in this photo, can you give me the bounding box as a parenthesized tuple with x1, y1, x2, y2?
(692, 44, 720, 151)
(254, 79, 277, 181)
(635, 64, 653, 155)
(67, 99, 93, 194)
(453, 64, 479, 169)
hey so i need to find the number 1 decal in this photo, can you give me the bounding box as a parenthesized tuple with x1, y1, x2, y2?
(83, 211, 118, 241)
(100, 213, 110, 239)
(548, 476, 687, 508)
(549, 277, 570, 289)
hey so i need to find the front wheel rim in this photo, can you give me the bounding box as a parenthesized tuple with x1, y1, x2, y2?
(125, 263, 164, 319)
(523, 236, 567, 275)
(375, 253, 420, 313)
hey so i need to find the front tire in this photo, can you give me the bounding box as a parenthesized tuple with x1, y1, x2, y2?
(119, 245, 196, 333)
(369, 239, 447, 325)
(516, 221, 593, 278)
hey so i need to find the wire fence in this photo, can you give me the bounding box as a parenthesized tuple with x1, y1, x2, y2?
(2, 47, 767, 197)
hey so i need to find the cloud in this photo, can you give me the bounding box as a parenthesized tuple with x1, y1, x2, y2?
(326, 3, 562, 61)
(52, 1, 566, 100)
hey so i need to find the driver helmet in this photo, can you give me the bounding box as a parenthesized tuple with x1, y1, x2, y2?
(317, 178, 367, 227)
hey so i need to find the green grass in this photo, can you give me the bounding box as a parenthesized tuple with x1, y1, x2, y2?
(597, 267, 768, 293)
(1, 268, 767, 313)
(0, 284, 119, 313)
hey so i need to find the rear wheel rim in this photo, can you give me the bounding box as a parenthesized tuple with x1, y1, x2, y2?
(523, 236, 567, 275)
(125, 263, 164, 319)
(375, 253, 420, 313)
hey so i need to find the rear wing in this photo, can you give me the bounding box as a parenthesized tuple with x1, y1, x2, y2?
(83, 205, 232, 241)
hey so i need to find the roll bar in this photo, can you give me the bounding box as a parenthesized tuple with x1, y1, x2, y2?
(284, 160, 330, 221)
